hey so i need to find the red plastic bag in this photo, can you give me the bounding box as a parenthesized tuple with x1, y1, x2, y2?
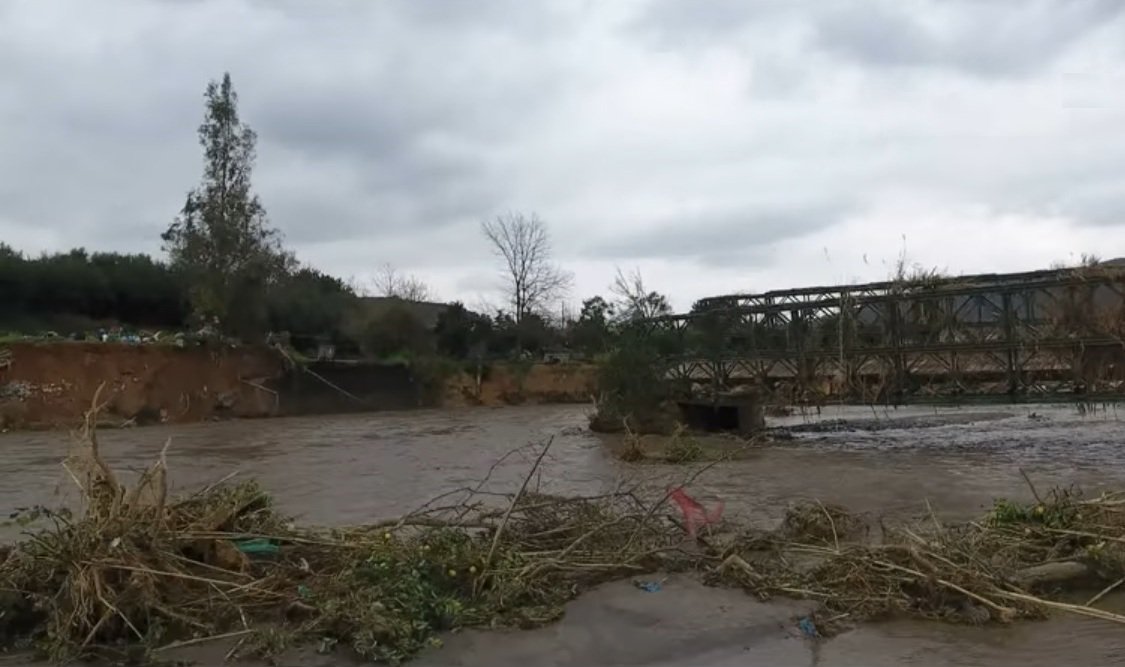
(668, 486, 724, 538)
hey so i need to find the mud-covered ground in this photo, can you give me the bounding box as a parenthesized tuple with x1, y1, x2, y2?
(2, 403, 1125, 666)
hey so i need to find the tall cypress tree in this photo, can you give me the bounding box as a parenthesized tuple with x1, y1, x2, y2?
(162, 73, 292, 337)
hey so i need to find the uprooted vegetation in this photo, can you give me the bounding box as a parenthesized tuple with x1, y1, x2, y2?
(613, 421, 708, 464)
(716, 486, 1125, 633)
(3, 399, 1125, 663)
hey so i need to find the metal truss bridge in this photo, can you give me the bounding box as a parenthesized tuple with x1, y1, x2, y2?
(644, 265, 1125, 405)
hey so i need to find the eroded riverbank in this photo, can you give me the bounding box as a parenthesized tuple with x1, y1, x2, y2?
(3, 403, 1125, 666)
(0, 342, 596, 429)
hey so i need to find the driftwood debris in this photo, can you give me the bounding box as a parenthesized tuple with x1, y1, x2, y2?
(1015, 561, 1092, 587)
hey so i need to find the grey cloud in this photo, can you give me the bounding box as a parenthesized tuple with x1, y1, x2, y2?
(814, 0, 1125, 77)
(254, 98, 417, 165)
(1, 0, 1123, 309)
(259, 152, 506, 245)
(395, 0, 579, 34)
(1028, 186, 1125, 227)
(925, 132, 1125, 229)
(454, 271, 500, 296)
(629, 0, 791, 46)
(0, 0, 566, 261)
(585, 201, 852, 268)
(249, 45, 555, 163)
(230, 4, 575, 247)
(633, 0, 1124, 78)
(252, 0, 574, 35)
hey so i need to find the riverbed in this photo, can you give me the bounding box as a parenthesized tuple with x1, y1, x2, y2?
(2, 403, 1124, 666)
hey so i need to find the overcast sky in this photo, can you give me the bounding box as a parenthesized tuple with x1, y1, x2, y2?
(2, 0, 1123, 312)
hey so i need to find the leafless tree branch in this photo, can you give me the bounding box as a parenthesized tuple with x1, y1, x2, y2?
(610, 267, 670, 321)
(481, 212, 572, 323)
(373, 263, 432, 302)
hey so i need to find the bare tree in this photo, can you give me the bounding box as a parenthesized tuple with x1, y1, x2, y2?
(610, 267, 671, 321)
(373, 263, 432, 302)
(481, 212, 572, 323)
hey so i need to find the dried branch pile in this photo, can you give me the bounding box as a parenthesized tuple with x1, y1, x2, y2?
(716, 487, 1125, 634)
(0, 406, 691, 664)
(3, 395, 1125, 663)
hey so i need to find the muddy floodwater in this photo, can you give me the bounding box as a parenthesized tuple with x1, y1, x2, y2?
(3, 403, 1125, 666)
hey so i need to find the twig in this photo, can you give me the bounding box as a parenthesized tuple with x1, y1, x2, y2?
(300, 365, 365, 404)
(776, 586, 833, 598)
(874, 560, 1016, 618)
(389, 441, 541, 529)
(816, 499, 840, 553)
(191, 470, 241, 498)
(994, 590, 1125, 625)
(60, 461, 85, 495)
(481, 490, 636, 518)
(557, 515, 643, 561)
(666, 515, 714, 551)
(1042, 528, 1125, 544)
(365, 516, 494, 531)
(924, 498, 944, 535)
(717, 554, 763, 583)
(482, 437, 554, 578)
(75, 382, 120, 493)
(80, 608, 113, 649)
(1085, 577, 1125, 607)
(167, 552, 256, 580)
(225, 634, 251, 661)
(154, 628, 255, 652)
(1019, 468, 1045, 505)
(87, 562, 248, 588)
(173, 531, 357, 548)
(240, 378, 278, 396)
(95, 584, 144, 642)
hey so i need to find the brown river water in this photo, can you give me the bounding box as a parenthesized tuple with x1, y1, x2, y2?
(2, 403, 1125, 666)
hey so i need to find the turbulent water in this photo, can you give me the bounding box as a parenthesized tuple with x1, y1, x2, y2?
(3, 403, 1125, 666)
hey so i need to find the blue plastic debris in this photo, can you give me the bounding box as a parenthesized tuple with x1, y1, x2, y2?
(634, 580, 662, 593)
(797, 616, 818, 638)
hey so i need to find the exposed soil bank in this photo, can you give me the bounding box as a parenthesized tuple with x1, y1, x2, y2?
(444, 362, 597, 407)
(0, 342, 285, 429)
(0, 343, 598, 430)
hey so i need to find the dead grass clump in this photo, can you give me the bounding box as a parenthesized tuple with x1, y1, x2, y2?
(664, 424, 704, 464)
(780, 502, 867, 546)
(615, 419, 646, 462)
(0, 387, 291, 662)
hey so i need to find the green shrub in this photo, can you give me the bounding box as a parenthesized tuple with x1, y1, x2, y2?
(594, 337, 668, 428)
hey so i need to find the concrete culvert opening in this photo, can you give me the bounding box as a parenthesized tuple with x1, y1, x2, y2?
(677, 395, 764, 436)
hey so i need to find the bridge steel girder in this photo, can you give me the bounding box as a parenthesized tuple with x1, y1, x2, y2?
(652, 266, 1125, 405)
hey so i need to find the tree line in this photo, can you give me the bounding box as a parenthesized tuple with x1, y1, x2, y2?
(0, 73, 678, 362)
(0, 239, 672, 360)
(0, 245, 358, 340)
